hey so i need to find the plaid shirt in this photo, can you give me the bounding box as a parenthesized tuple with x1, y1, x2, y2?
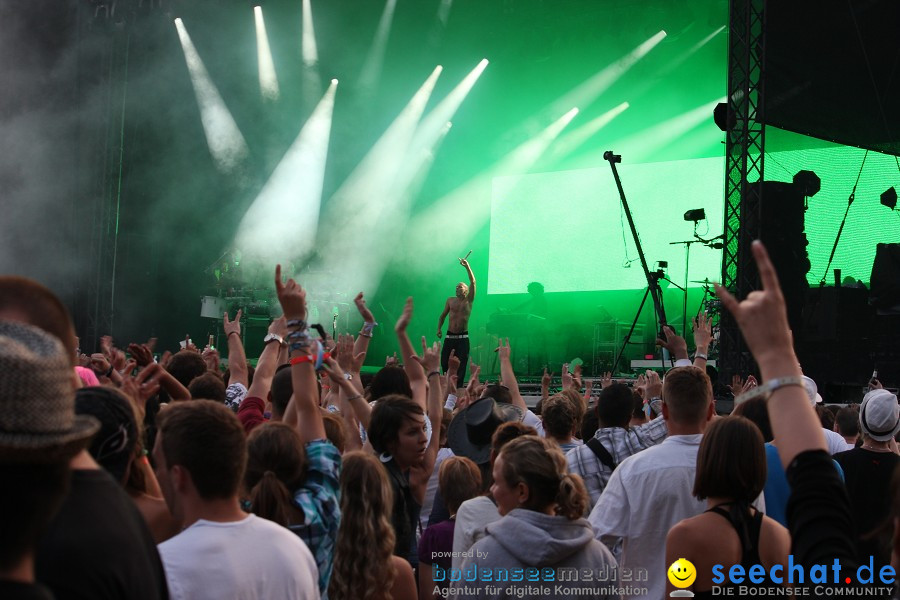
(566, 402, 667, 508)
(289, 439, 341, 600)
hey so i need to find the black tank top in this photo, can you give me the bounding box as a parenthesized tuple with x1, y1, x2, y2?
(694, 503, 772, 599)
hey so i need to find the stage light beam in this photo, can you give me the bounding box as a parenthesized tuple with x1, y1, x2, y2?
(234, 81, 337, 262)
(301, 0, 318, 67)
(254, 6, 280, 100)
(545, 31, 665, 122)
(358, 0, 398, 91)
(549, 101, 630, 160)
(174, 18, 248, 173)
(403, 107, 580, 268)
(317, 66, 455, 293)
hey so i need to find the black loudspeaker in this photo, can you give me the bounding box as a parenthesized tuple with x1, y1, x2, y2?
(740, 181, 811, 337)
(870, 243, 900, 313)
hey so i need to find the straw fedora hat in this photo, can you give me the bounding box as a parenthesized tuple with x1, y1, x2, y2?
(0, 321, 99, 462)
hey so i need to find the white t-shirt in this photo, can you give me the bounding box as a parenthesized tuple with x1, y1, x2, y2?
(589, 434, 706, 600)
(158, 514, 320, 600)
(823, 427, 854, 454)
(451, 495, 500, 572)
(420, 447, 455, 531)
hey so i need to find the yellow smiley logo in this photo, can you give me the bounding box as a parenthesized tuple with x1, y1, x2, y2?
(668, 558, 697, 588)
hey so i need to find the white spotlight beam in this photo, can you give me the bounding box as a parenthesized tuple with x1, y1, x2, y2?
(299, 0, 322, 109)
(548, 101, 630, 160)
(174, 18, 248, 173)
(323, 66, 443, 222)
(611, 97, 726, 162)
(254, 6, 280, 100)
(408, 59, 488, 159)
(234, 81, 337, 262)
(301, 0, 318, 66)
(437, 0, 453, 25)
(317, 67, 450, 293)
(658, 26, 727, 76)
(358, 0, 398, 91)
(548, 30, 665, 118)
(403, 108, 580, 269)
(327, 121, 455, 296)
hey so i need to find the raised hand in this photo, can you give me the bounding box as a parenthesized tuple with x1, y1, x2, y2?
(274, 264, 307, 321)
(90, 353, 111, 376)
(572, 363, 584, 390)
(542, 367, 551, 387)
(601, 371, 614, 389)
(644, 370, 662, 399)
(411, 337, 441, 374)
(385, 352, 399, 367)
(159, 350, 173, 370)
(467, 360, 482, 398)
(336, 334, 355, 371)
(447, 349, 460, 378)
(100, 335, 114, 358)
(496, 338, 512, 362)
(395, 297, 413, 333)
(127, 343, 154, 368)
(354, 292, 376, 323)
(692, 312, 713, 349)
(656, 325, 688, 359)
(201, 347, 221, 372)
(729, 374, 745, 398)
(320, 356, 349, 384)
(740, 374, 759, 397)
(459, 258, 470, 268)
(714, 241, 794, 368)
(561, 363, 573, 389)
(634, 373, 647, 398)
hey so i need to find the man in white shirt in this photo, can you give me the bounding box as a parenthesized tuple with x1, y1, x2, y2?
(589, 366, 715, 600)
(153, 401, 319, 600)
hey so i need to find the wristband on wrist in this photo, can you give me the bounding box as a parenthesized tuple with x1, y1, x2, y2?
(693, 352, 708, 360)
(734, 376, 805, 405)
(290, 351, 332, 366)
(427, 371, 441, 379)
(286, 319, 308, 329)
(105, 365, 114, 378)
(362, 321, 378, 334)
(227, 331, 240, 338)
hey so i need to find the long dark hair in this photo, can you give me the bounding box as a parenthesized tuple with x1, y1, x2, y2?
(244, 423, 308, 526)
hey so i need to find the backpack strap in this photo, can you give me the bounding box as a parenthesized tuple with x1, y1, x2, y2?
(586, 438, 618, 472)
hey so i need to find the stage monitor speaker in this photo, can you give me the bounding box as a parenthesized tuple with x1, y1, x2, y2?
(870, 243, 900, 313)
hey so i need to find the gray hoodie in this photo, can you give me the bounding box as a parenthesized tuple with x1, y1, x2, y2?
(447, 509, 620, 600)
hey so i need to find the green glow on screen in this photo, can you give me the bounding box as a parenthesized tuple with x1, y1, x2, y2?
(764, 143, 900, 285)
(488, 158, 725, 294)
(488, 144, 900, 294)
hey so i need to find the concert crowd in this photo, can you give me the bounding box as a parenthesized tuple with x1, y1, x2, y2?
(1, 242, 897, 600)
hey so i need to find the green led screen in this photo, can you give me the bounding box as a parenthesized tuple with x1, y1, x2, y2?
(764, 136, 900, 285)
(488, 141, 899, 294)
(488, 157, 725, 294)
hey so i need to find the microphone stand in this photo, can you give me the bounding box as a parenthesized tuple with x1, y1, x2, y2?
(604, 151, 670, 373)
(669, 231, 725, 335)
(821, 150, 868, 287)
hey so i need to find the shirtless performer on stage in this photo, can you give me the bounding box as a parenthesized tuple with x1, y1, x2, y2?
(437, 257, 475, 383)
